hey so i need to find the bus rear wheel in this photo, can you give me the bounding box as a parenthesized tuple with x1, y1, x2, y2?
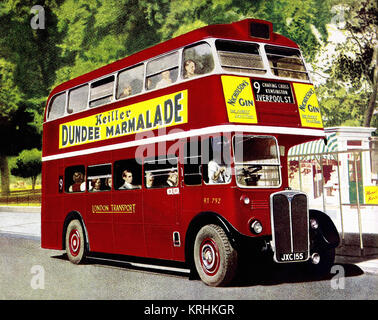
(65, 219, 86, 264)
(193, 224, 238, 287)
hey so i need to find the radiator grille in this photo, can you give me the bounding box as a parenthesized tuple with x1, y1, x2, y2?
(270, 191, 309, 263)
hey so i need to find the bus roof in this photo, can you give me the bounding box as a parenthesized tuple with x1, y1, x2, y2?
(48, 19, 298, 98)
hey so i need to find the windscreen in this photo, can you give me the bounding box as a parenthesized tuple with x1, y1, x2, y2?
(233, 135, 280, 187)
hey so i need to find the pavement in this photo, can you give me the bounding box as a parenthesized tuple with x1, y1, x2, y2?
(0, 206, 377, 275)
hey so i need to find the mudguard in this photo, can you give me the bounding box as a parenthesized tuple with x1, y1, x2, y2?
(309, 209, 340, 249)
(62, 211, 90, 252)
(185, 211, 270, 267)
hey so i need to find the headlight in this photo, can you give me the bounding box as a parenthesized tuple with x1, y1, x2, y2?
(310, 218, 319, 230)
(250, 219, 263, 234)
(240, 195, 250, 205)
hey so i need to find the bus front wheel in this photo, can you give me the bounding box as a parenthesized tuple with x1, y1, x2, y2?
(193, 224, 238, 287)
(65, 219, 87, 264)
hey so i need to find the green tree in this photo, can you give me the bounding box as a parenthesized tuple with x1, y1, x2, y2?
(331, 0, 377, 127)
(317, 79, 370, 126)
(0, 103, 41, 194)
(0, 58, 21, 195)
(0, 0, 65, 101)
(0, 0, 63, 193)
(158, 0, 333, 62)
(10, 149, 42, 191)
(53, 0, 165, 85)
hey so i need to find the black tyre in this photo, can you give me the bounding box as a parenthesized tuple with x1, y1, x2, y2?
(65, 219, 87, 264)
(193, 224, 238, 286)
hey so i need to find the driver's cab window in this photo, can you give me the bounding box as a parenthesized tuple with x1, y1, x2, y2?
(233, 135, 281, 187)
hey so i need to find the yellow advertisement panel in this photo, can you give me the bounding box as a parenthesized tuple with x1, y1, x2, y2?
(293, 83, 323, 128)
(364, 186, 378, 204)
(59, 90, 187, 149)
(221, 76, 258, 124)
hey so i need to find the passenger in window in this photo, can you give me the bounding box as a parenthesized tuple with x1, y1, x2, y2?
(69, 172, 85, 192)
(104, 177, 112, 190)
(145, 172, 155, 188)
(89, 178, 102, 192)
(119, 84, 132, 99)
(166, 169, 178, 187)
(119, 170, 140, 190)
(208, 160, 231, 184)
(146, 78, 153, 90)
(183, 59, 197, 79)
(156, 70, 172, 89)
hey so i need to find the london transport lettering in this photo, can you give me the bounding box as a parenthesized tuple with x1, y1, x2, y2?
(59, 90, 188, 148)
(92, 203, 136, 214)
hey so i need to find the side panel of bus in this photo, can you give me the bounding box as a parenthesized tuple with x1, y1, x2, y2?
(41, 160, 64, 249)
(112, 147, 146, 257)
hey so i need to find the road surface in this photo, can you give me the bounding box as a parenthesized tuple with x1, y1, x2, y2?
(0, 234, 377, 300)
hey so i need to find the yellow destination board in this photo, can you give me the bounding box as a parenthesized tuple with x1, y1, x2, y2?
(221, 76, 258, 124)
(59, 90, 188, 149)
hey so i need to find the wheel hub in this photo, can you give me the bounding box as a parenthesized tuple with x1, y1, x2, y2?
(200, 238, 220, 275)
(69, 229, 80, 257)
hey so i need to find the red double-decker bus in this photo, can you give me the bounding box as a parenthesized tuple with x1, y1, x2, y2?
(41, 19, 339, 286)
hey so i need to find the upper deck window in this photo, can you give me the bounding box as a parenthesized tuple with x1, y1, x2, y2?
(146, 52, 179, 90)
(182, 43, 214, 79)
(68, 85, 88, 114)
(216, 40, 266, 75)
(47, 92, 66, 120)
(117, 64, 144, 99)
(265, 45, 309, 80)
(90, 75, 114, 108)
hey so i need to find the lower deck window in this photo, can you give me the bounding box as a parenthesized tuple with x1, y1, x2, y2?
(114, 159, 142, 190)
(65, 165, 85, 193)
(87, 164, 112, 192)
(144, 156, 178, 189)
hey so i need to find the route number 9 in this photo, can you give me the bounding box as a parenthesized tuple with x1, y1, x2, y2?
(253, 81, 261, 93)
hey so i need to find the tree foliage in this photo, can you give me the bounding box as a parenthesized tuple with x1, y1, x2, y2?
(158, 0, 332, 62)
(327, 0, 377, 127)
(53, 0, 165, 85)
(10, 148, 42, 190)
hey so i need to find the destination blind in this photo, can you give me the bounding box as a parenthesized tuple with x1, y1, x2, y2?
(251, 80, 294, 104)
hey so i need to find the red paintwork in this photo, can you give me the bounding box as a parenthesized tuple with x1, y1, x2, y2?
(44, 19, 296, 113)
(41, 19, 324, 264)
